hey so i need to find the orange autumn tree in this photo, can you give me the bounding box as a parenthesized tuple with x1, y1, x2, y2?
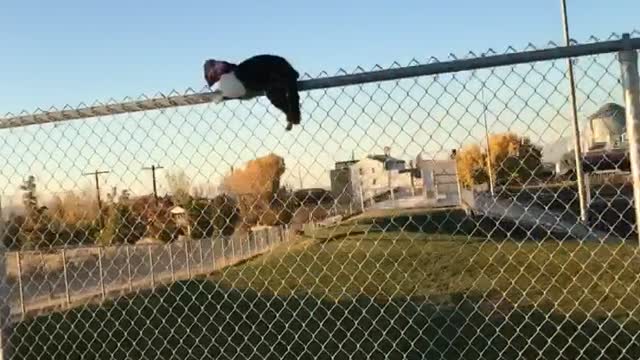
(456, 132, 543, 188)
(221, 153, 288, 226)
(487, 132, 542, 186)
(456, 143, 489, 188)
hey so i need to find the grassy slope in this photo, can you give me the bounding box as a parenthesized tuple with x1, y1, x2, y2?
(10, 232, 640, 359)
(215, 232, 640, 317)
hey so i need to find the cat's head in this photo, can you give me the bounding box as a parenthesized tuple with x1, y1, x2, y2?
(203, 59, 235, 87)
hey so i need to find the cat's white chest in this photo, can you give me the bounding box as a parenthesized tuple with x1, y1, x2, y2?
(216, 72, 247, 98)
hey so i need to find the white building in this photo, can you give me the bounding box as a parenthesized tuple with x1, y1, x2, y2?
(415, 154, 461, 207)
(349, 154, 414, 205)
(581, 103, 627, 151)
(170, 205, 191, 238)
(330, 148, 417, 209)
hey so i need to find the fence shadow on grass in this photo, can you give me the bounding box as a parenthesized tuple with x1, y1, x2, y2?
(9, 280, 640, 360)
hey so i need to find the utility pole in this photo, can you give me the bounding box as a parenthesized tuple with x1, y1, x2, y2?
(560, 0, 589, 222)
(142, 165, 164, 205)
(82, 169, 110, 227)
(480, 84, 496, 196)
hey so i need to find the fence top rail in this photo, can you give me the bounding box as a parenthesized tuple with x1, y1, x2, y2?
(1, 34, 639, 130)
(5, 237, 208, 255)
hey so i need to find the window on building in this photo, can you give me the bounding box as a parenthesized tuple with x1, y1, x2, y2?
(372, 179, 377, 185)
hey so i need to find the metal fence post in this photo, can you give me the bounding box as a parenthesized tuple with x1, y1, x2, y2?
(97, 247, 106, 301)
(619, 33, 640, 243)
(125, 246, 133, 292)
(198, 240, 204, 273)
(61, 249, 71, 306)
(148, 246, 155, 288)
(273, 227, 277, 247)
(244, 235, 248, 257)
(15, 252, 25, 319)
(584, 174, 592, 206)
(211, 237, 216, 270)
(0, 243, 11, 359)
(41, 252, 53, 304)
(185, 241, 191, 278)
(168, 244, 175, 282)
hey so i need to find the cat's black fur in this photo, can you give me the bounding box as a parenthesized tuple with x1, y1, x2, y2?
(204, 54, 301, 131)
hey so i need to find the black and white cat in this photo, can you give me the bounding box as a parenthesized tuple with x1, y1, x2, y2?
(204, 54, 301, 131)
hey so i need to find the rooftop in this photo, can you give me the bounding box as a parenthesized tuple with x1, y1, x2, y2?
(366, 154, 405, 163)
(588, 102, 626, 120)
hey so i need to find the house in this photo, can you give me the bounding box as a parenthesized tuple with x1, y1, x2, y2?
(414, 154, 461, 205)
(170, 205, 187, 221)
(329, 147, 416, 209)
(581, 103, 627, 151)
(351, 154, 411, 202)
(554, 103, 630, 176)
(169, 206, 191, 238)
(329, 166, 354, 205)
(330, 161, 355, 205)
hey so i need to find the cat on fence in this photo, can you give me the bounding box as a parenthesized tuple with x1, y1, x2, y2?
(204, 54, 301, 131)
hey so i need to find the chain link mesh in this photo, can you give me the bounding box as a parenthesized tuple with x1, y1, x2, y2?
(1, 31, 640, 359)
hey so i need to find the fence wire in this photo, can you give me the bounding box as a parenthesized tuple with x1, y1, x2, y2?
(1, 31, 640, 359)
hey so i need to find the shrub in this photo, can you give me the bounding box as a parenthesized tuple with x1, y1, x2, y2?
(456, 132, 543, 188)
(99, 204, 146, 245)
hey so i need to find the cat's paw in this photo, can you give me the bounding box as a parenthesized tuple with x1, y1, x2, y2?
(210, 91, 224, 104)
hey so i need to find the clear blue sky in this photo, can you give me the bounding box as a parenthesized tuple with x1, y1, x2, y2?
(1, 0, 637, 113)
(0, 0, 638, 205)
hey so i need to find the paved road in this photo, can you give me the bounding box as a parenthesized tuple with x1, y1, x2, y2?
(5, 226, 292, 322)
(464, 190, 612, 242)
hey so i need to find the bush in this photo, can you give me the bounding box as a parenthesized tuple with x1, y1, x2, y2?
(1, 215, 26, 250)
(99, 204, 146, 245)
(48, 190, 101, 226)
(145, 207, 180, 243)
(210, 194, 241, 236)
(488, 133, 542, 186)
(186, 195, 240, 238)
(234, 192, 297, 227)
(456, 132, 543, 188)
(290, 206, 330, 225)
(271, 187, 300, 225)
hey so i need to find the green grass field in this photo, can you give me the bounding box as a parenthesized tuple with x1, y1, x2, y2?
(10, 232, 640, 359)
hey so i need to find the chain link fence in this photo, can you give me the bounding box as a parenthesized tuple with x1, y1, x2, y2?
(5, 226, 293, 322)
(0, 31, 640, 359)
